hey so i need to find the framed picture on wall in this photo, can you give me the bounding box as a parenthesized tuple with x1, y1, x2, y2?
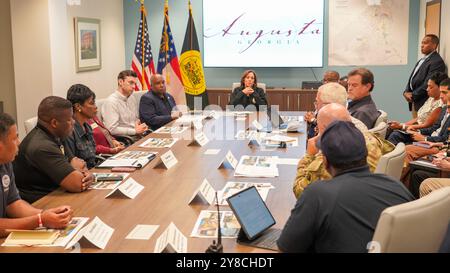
(74, 17, 101, 72)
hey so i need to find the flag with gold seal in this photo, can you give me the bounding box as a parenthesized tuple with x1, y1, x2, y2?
(180, 1, 208, 110)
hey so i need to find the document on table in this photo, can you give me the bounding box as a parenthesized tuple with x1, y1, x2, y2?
(218, 182, 274, 206)
(154, 126, 189, 135)
(190, 210, 240, 238)
(235, 156, 279, 178)
(139, 138, 178, 149)
(263, 135, 299, 147)
(2, 217, 89, 248)
(98, 151, 157, 168)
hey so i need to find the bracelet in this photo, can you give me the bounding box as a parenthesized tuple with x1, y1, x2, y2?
(402, 124, 406, 131)
(37, 213, 43, 228)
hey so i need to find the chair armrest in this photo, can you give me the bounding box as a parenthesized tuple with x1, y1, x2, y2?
(94, 155, 107, 167)
(113, 135, 134, 146)
(98, 154, 113, 159)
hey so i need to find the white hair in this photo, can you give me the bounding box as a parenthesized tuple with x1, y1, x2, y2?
(318, 82, 348, 107)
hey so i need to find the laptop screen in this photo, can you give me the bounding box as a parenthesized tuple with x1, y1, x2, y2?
(226, 186, 276, 240)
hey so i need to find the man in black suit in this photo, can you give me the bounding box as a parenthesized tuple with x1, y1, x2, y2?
(404, 34, 446, 117)
(139, 74, 182, 131)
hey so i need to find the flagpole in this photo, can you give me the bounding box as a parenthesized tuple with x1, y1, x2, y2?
(140, 0, 147, 90)
(189, 0, 193, 50)
(164, 0, 170, 85)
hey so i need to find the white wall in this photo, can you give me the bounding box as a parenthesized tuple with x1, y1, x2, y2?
(418, 0, 427, 59)
(49, 0, 125, 99)
(0, 0, 16, 119)
(10, 0, 54, 138)
(10, 0, 125, 137)
(440, 1, 450, 64)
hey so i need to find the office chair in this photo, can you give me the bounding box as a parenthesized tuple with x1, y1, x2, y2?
(369, 121, 388, 139)
(374, 142, 406, 180)
(24, 116, 38, 134)
(369, 187, 450, 253)
(374, 110, 388, 127)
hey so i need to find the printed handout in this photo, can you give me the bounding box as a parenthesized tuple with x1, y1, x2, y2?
(139, 138, 178, 149)
(190, 210, 240, 238)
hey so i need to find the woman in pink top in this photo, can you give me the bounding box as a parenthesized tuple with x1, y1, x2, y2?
(88, 116, 125, 155)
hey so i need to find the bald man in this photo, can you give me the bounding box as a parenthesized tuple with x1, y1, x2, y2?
(293, 103, 395, 199)
(139, 74, 182, 131)
(305, 83, 368, 139)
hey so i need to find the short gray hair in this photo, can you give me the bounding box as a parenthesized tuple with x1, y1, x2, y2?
(318, 82, 348, 106)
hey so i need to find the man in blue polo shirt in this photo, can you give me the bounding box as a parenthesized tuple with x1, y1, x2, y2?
(0, 113, 72, 234)
(139, 74, 183, 131)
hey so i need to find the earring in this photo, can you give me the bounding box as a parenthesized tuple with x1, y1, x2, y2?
(78, 109, 82, 112)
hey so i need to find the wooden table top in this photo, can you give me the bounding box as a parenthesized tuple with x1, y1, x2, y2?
(0, 111, 306, 253)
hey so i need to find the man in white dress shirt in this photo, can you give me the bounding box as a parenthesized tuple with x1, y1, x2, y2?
(101, 70, 149, 143)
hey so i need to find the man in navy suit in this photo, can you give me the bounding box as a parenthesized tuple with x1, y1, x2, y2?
(139, 74, 182, 131)
(404, 35, 446, 117)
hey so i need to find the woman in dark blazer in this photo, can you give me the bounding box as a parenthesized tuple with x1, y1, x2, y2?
(229, 70, 268, 111)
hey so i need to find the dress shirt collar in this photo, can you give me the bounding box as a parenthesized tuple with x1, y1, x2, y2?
(423, 51, 435, 61)
(114, 90, 129, 102)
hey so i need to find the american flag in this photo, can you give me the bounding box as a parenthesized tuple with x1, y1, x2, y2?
(157, 0, 186, 105)
(131, 3, 155, 91)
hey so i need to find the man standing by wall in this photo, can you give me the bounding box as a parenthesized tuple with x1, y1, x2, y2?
(403, 35, 446, 117)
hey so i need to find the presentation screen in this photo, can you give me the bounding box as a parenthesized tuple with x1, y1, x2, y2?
(202, 0, 324, 68)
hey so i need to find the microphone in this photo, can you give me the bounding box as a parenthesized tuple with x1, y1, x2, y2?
(205, 192, 224, 253)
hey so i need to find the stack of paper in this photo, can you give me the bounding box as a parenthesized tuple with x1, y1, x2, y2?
(235, 130, 267, 140)
(154, 126, 188, 135)
(2, 217, 89, 247)
(263, 135, 299, 147)
(173, 115, 205, 126)
(3, 230, 59, 246)
(139, 138, 178, 149)
(235, 156, 279, 178)
(97, 151, 157, 168)
(218, 182, 274, 206)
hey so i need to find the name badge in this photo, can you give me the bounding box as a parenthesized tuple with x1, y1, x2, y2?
(2, 175, 10, 192)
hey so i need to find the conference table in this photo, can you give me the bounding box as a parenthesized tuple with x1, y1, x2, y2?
(0, 111, 307, 253)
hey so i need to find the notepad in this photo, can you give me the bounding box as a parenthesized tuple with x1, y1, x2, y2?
(4, 230, 59, 246)
(98, 152, 157, 168)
